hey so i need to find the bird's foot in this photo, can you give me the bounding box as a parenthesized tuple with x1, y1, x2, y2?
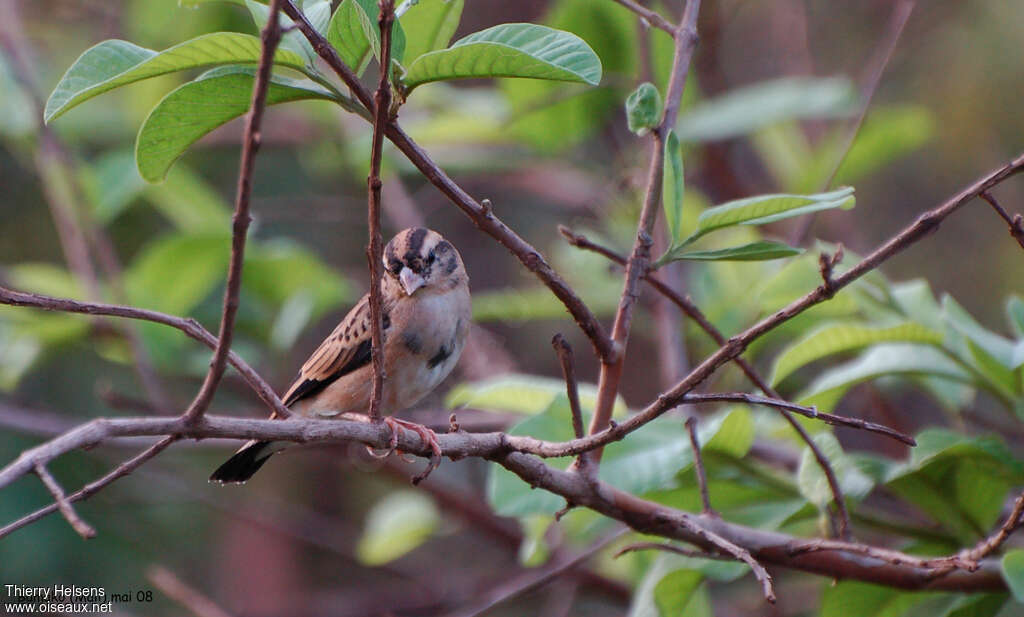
(383, 417, 443, 485)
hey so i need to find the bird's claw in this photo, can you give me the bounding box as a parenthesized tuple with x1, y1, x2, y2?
(369, 417, 442, 483)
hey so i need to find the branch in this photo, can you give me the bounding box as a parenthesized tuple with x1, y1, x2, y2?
(34, 462, 96, 539)
(0, 286, 290, 418)
(587, 0, 702, 466)
(559, 151, 1024, 510)
(551, 334, 585, 442)
(182, 0, 283, 424)
(685, 417, 715, 517)
(366, 0, 395, 420)
(959, 492, 1024, 566)
(610, 0, 677, 34)
(279, 0, 615, 362)
(980, 190, 1024, 250)
(0, 414, 1006, 592)
(1, 436, 176, 539)
(791, 0, 915, 244)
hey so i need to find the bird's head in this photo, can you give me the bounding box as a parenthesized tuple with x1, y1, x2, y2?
(383, 227, 467, 296)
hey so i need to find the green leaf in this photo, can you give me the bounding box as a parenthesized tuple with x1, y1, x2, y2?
(625, 82, 661, 135)
(3, 265, 90, 345)
(1002, 550, 1024, 603)
(124, 233, 230, 314)
(487, 395, 691, 516)
(501, 0, 635, 151)
(661, 241, 802, 264)
(821, 581, 938, 617)
(80, 149, 148, 224)
(446, 374, 626, 417)
(886, 429, 1023, 543)
(833, 104, 935, 184)
(676, 76, 857, 142)
(683, 187, 855, 244)
(45, 34, 309, 123)
(246, 0, 331, 65)
(0, 323, 41, 391)
(144, 164, 231, 233)
(703, 407, 755, 458)
(327, 0, 407, 76)
(136, 67, 335, 181)
(797, 343, 972, 411)
(472, 286, 618, 322)
(662, 129, 685, 246)
(328, 0, 377, 74)
(1007, 296, 1024, 338)
(355, 490, 439, 565)
(627, 555, 706, 617)
(942, 593, 1007, 617)
(771, 322, 944, 386)
(244, 240, 348, 310)
(403, 23, 602, 91)
(797, 432, 874, 508)
(943, 295, 1021, 369)
(401, 0, 464, 62)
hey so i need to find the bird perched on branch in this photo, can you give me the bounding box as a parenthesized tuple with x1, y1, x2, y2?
(211, 227, 471, 483)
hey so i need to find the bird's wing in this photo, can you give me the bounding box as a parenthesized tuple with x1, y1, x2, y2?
(281, 294, 390, 407)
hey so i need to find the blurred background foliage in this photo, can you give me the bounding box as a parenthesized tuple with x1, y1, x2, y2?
(1, 1, 1023, 616)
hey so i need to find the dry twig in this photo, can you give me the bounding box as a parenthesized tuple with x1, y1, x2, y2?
(182, 0, 283, 424)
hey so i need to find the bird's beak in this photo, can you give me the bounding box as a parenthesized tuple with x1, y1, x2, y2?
(399, 267, 425, 296)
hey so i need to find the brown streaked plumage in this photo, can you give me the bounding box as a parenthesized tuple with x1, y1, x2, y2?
(210, 228, 471, 483)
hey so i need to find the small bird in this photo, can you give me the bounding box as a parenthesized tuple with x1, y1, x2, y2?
(211, 227, 471, 483)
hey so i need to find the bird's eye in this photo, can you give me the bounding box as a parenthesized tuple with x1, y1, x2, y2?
(388, 259, 402, 274)
(426, 252, 436, 265)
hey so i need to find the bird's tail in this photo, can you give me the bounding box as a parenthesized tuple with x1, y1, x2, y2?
(209, 440, 287, 484)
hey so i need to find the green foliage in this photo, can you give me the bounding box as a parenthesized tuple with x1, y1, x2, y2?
(675, 76, 857, 142)
(44, 34, 310, 123)
(625, 82, 662, 135)
(446, 373, 627, 417)
(772, 322, 944, 386)
(655, 188, 853, 267)
(662, 129, 685, 244)
(355, 490, 440, 565)
(136, 67, 337, 181)
(662, 240, 802, 262)
(401, 0, 464, 62)
(327, 0, 406, 76)
(1002, 550, 1024, 603)
(402, 23, 602, 91)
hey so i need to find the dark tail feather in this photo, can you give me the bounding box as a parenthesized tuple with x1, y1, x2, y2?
(209, 440, 281, 484)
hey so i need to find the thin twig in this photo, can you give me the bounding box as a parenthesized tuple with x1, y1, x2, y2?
(551, 335, 585, 441)
(685, 393, 915, 446)
(281, 0, 614, 363)
(615, 541, 735, 560)
(980, 191, 1024, 250)
(1, 436, 177, 539)
(0, 286, 290, 418)
(33, 462, 96, 539)
(587, 0, 702, 467)
(675, 516, 776, 603)
(791, 0, 915, 244)
(561, 227, 853, 536)
(148, 565, 235, 617)
(959, 492, 1024, 566)
(615, 538, 776, 604)
(182, 0, 283, 424)
(366, 0, 395, 420)
(685, 417, 716, 517)
(611, 0, 677, 34)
